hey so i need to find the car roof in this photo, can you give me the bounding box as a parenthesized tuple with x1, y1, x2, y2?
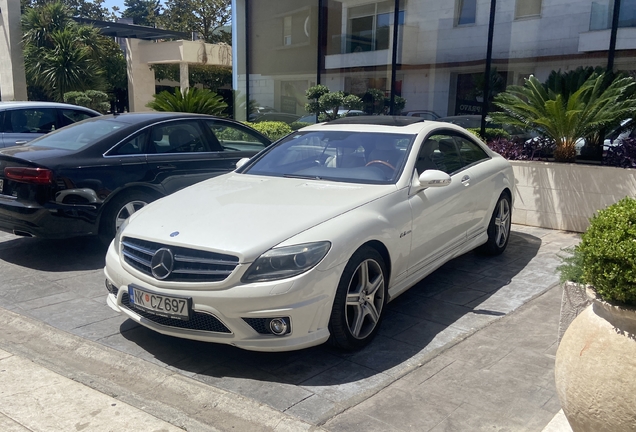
(300, 116, 474, 135)
(0, 101, 99, 113)
(96, 112, 226, 125)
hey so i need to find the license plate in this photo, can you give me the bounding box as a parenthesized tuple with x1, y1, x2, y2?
(128, 285, 191, 321)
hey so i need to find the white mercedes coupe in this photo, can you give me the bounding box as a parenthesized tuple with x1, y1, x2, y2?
(104, 117, 514, 352)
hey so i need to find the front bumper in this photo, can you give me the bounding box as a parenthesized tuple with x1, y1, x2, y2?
(104, 242, 343, 352)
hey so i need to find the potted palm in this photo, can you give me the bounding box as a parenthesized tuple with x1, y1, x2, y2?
(555, 197, 636, 432)
(490, 73, 636, 162)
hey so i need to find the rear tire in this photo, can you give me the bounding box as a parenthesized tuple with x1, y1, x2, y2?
(328, 246, 387, 350)
(478, 192, 512, 256)
(99, 191, 156, 246)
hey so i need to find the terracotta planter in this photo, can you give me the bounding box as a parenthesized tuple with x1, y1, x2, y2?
(555, 286, 636, 432)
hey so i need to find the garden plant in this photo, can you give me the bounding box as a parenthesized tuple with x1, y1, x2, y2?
(490, 73, 636, 163)
(147, 87, 228, 116)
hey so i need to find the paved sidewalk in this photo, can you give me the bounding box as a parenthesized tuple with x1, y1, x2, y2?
(0, 349, 183, 432)
(0, 225, 579, 430)
(325, 283, 570, 431)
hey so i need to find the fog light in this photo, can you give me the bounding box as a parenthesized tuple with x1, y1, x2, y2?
(269, 318, 289, 336)
(105, 279, 118, 295)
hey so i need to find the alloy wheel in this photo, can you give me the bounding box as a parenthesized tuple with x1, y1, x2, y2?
(345, 258, 385, 340)
(494, 198, 511, 248)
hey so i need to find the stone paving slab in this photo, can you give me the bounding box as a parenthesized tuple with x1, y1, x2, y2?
(0, 226, 579, 426)
(325, 284, 567, 431)
(0, 349, 184, 432)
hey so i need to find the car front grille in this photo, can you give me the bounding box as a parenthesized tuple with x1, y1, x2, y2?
(121, 237, 239, 283)
(121, 292, 231, 333)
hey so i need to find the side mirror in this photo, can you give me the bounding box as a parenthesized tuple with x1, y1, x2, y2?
(411, 170, 451, 194)
(236, 157, 250, 169)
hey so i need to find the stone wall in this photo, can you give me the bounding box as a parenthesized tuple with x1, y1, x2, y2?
(511, 161, 636, 232)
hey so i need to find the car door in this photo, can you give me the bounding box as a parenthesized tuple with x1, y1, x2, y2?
(2, 108, 58, 147)
(145, 119, 237, 195)
(407, 131, 476, 274)
(452, 133, 495, 241)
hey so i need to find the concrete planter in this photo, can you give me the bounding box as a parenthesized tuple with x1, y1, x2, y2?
(555, 286, 636, 432)
(511, 161, 636, 232)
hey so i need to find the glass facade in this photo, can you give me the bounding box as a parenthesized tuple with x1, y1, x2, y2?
(235, 0, 636, 132)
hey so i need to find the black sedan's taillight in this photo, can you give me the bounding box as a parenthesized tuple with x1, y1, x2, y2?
(4, 167, 54, 184)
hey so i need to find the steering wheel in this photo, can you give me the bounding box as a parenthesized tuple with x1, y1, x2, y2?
(365, 160, 396, 170)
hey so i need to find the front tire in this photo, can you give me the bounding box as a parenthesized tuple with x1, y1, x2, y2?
(478, 192, 512, 256)
(328, 246, 387, 350)
(99, 191, 156, 245)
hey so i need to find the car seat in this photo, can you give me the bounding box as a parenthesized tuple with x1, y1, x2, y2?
(367, 140, 402, 168)
(437, 138, 462, 173)
(168, 129, 197, 152)
(415, 139, 440, 173)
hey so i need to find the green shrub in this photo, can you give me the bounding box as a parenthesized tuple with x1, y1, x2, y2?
(245, 121, 292, 141)
(559, 197, 636, 305)
(467, 128, 511, 141)
(290, 122, 312, 130)
(64, 90, 110, 113)
(147, 87, 228, 115)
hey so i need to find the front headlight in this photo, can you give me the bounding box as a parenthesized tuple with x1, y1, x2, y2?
(242, 241, 331, 282)
(113, 217, 130, 253)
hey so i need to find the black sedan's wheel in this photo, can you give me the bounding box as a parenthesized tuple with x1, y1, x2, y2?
(329, 246, 387, 350)
(478, 192, 512, 256)
(99, 191, 156, 245)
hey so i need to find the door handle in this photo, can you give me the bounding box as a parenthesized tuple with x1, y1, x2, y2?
(15, 140, 28, 145)
(157, 164, 176, 169)
(461, 175, 470, 186)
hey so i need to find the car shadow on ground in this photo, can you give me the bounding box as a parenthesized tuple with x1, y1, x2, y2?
(0, 236, 107, 272)
(118, 231, 543, 392)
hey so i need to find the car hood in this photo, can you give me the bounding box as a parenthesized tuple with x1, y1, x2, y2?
(124, 173, 396, 262)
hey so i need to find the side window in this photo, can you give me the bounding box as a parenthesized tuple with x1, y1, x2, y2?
(8, 109, 57, 133)
(416, 134, 463, 175)
(206, 121, 269, 152)
(149, 121, 209, 154)
(59, 109, 95, 128)
(112, 131, 148, 155)
(455, 135, 489, 166)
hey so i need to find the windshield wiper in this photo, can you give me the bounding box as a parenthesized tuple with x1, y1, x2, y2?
(283, 174, 323, 180)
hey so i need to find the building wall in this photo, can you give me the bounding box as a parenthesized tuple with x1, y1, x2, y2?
(236, 0, 634, 120)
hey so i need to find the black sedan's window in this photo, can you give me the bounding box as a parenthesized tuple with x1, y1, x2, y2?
(25, 119, 127, 150)
(113, 131, 148, 155)
(149, 121, 210, 154)
(205, 121, 269, 152)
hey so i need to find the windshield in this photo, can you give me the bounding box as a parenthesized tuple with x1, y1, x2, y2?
(26, 119, 127, 151)
(243, 131, 416, 184)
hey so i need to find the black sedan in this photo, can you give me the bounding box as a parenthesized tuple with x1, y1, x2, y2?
(0, 113, 271, 243)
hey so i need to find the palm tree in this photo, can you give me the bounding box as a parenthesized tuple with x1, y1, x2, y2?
(22, 2, 108, 101)
(147, 87, 228, 115)
(26, 29, 103, 101)
(490, 74, 636, 162)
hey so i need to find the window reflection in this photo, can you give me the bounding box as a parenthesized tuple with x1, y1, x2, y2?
(457, 0, 477, 26)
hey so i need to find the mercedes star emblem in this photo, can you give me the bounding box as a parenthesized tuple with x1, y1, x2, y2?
(150, 248, 174, 280)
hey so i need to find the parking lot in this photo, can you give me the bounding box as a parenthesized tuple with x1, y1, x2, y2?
(0, 225, 579, 428)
